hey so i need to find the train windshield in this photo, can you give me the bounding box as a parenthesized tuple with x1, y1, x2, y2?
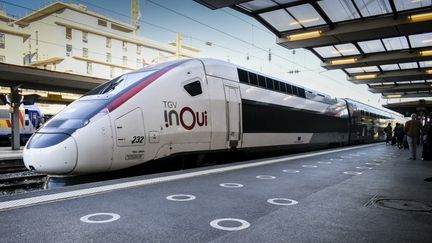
(44, 100, 106, 130)
(91, 70, 155, 96)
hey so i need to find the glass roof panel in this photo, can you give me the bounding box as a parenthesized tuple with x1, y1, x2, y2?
(394, 0, 432, 11)
(334, 43, 361, 56)
(345, 67, 364, 74)
(399, 62, 418, 69)
(259, 9, 298, 31)
(398, 81, 412, 84)
(274, 0, 298, 4)
(382, 36, 409, 51)
(358, 39, 386, 53)
(318, 0, 361, 22)
(238, 0, 278, 11)
(353, 0, 392, 17)
(313, 46, 341, 58)
(380, 64, 400, 71)
(420, 61, 432, 68)
(286, 4, 326, 28)
(411, 80, 426, 84)
(409, 32, 432, 48)
(361, 66, 380, 72)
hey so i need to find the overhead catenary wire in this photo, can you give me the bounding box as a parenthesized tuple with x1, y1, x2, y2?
(3, 0, 370, 96)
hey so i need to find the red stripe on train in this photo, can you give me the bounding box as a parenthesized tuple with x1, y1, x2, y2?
(107, 63, 180, 112)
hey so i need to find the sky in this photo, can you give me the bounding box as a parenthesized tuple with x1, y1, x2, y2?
(2, 0, 401, 110)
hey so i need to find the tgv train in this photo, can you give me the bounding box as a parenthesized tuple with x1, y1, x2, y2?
(24, 59, 400, 175)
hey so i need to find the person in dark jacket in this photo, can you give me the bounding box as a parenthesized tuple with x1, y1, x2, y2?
(385, 123, 392, 145)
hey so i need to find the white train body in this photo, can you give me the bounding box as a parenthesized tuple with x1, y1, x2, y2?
(23, 59, 396, 175)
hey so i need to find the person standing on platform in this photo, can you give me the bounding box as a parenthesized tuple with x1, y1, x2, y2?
(404, 113, 422, 160)
(385, 123, 392, 145)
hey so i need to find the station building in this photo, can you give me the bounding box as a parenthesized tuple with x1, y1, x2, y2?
(0, 2, 198, 80)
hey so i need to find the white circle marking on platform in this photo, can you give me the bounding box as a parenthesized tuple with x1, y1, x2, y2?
(343, 171, 362, 175)
(210, 218, 250, 231)
(282, 169, 300, 173)
(80, 213, 120, 224)
(317, 161, 332, 164)
(166, 194, 196, 201)
(220, 183, 244, 188)
(365, 162, 380, 166)
(302, 165, 318, 168)
(356, 166, 373, 170)
(267, 198, 299, 206)
(256, 175, 276, 179)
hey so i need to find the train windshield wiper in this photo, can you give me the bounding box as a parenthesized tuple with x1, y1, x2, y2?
(100, 76, 125, 94)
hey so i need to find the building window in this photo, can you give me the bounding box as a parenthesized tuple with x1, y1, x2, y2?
(82, 31, 88, 43)
(98, 19, 107, 27)
(136, 58, 141, 68)
(66, 44, 72, 56)
(106, 53, 111, 63)
(0, 55, 5, 63)
(110, 67, 115, 78)
(83, 48, 88, 58)
(35, 31, 38, 45)
(122, 41, 127, 51)
(136, 45, 141, 55)
(66, 27, 72, 40)
(86, 62, 92, 74)
(122, 56, 127, 66)
(106, 37, 111, 48)
(0, 32, 5, 49)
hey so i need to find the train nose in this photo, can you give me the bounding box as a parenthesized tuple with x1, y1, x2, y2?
(23, 133, 78, 174)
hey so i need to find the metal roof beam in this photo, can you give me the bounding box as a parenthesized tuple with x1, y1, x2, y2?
(369, 83, 432, 93)
(277, 10, 432, 49)
(382, 93, 432, 99)
(348, 69, 432, 84)
(322, 47, 432, 69)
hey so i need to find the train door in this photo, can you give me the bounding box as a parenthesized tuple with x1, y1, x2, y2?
(114, 108, 145, 147)
(223, 84, 241, 148)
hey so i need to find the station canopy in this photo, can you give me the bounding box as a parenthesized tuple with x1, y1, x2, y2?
(195, 0, 432, 99)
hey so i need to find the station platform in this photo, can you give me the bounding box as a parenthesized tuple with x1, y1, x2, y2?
(0, 143, 431, 242)
(0, 147, 23, 161)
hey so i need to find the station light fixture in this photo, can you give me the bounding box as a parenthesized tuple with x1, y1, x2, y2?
(385, 94, 402, 98)
(409, 12, 432, 22)
(354, 74, 377, 80)
(287, 30, 322, 41)
(420, 50, 432, 56)
(426, 69, 432, 74)
(330, 58, 357, 65)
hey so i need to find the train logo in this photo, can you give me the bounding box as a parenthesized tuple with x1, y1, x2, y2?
(163, 101, 208, 130)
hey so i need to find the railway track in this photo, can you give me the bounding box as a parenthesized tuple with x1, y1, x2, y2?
(0, 159, 47, 194)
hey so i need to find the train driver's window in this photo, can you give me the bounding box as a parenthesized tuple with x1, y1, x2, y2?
(184, 81, 202, 97)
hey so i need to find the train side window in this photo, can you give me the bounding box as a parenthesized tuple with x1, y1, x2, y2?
(25, 109, 29, 114)
(249, 72, 258, 85)
(237, 69, 249, 84)
(274, 80, 281, 91)
(280, 82, 287, 93)
(298, 88, 306, 98)
(266, 78, 274, 90)
(183, 81, 202, 97)
(286, 84, 293, 94)
(292, 86, 299, 96)
(258, 75, 266, 88)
